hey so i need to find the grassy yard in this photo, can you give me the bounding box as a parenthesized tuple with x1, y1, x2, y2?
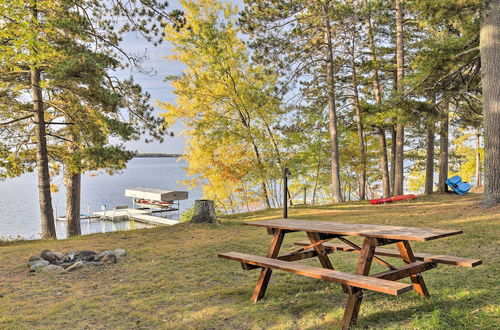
(0, 193, 498, 329)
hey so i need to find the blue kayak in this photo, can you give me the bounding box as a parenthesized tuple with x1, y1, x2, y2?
(445, 176, 471, 195)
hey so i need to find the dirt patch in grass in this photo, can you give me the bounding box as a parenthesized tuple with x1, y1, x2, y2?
(0, 193, 498, 329)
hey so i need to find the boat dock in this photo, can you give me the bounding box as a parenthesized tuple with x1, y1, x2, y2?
(92, 208, 180, 226)
(91, 187, 188, 226)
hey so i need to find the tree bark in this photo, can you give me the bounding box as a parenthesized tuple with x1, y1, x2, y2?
(378, 129, 391, 198)
(65, 172, 81, 237)
(366, 9, 391, 197)
(351, 39, 366, 200)
(438, 106, 449, 193)
(31, 66, 56, 239)
(424, 123, 435, 194)
(324, 5, 343, 203)
(190, 199, 218, 223)
(393, 0, 405, 196)
(480, 0, 500, 207)
(476, 132, 482, 188)
(65, 122, 81, 237)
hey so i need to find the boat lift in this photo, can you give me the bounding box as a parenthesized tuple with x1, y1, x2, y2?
(92, 188, 189, 226)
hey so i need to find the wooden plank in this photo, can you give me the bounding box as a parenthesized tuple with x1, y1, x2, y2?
(307, 232, 350, 293)
(294, 242, 482, 268)
(307, 232, 335, 270)
(342, 238, 377, 330)
(243, 248, 319, 266)
(373, 261, 437, 281)
(278, 249, 318, 262)
(397, 241, 430, 297)
(251, 229, 285, 302)
(337, 237, 397, 270)
(247, 219, 463, 241)
(218, 252, 413, 296)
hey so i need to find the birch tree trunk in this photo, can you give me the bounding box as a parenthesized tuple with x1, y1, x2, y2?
(393, 0, 405, 196)
(480, 0, 500, 208)
(236, 109, 272, 208)
(324, 6, 343, 203)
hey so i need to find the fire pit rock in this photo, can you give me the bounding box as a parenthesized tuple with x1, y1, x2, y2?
(27, 249, 126, 273)
(40, 264, 66, 274)
(28, 259, 49, 271)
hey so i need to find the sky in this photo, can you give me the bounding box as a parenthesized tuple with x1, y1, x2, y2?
(117, 0, 245, 154)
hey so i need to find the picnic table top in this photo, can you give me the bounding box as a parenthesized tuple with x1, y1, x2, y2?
(246, 218, 463, 242)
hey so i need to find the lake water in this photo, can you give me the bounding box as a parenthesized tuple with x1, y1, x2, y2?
(0, 158, 202, 240)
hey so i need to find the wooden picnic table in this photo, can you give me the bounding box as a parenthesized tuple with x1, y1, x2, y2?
(219, 218, 482, 329)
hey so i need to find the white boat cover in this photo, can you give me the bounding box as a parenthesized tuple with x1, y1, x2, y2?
(125, 188, 188, 201)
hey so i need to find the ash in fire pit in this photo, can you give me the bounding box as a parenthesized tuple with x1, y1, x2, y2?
(28, 249, 126, 273)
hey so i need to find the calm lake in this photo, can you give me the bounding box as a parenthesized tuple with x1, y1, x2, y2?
(0, 157, 202, 240)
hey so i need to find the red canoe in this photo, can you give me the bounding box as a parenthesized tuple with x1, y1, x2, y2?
(370, 194, 416, 204)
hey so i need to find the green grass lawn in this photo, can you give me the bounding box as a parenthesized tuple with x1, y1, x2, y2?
(0, 194, 498, 329)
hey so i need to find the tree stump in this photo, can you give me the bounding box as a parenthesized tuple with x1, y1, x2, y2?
(190, 200, 218, 224)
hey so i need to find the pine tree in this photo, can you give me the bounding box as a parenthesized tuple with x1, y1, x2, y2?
(240, 0, 351, 203)
(480, 0, 500, 208)
(0, 0, 178, 237)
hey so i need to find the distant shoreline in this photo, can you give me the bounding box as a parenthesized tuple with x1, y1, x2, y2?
(133, 153, 183, 158)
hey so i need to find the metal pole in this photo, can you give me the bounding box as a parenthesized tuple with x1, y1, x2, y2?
(283, 168, 290, 218)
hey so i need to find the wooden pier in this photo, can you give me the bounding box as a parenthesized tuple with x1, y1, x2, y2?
(92, 208, 180, 226)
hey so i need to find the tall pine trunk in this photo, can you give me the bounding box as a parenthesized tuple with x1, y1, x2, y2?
(476, 132, 482, 188)
(351, 39, 366, 200)
(65, 126, 81, 237)
(65, 172, 81, 237)
(390, 126, 396, 193)
(480, 0, 500, 207)
(425, 123, 435, 194)
(378, 129, 391, 197)
(366, 9, 390, 197)
(393, 0, 405, 196)
(324, 7, 342, 203)
(30, 1, 56, 240)
(438, 106, 449, 193)
(31, 68, 56, 239)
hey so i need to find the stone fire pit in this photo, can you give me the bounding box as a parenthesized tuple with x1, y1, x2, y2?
(27, 249, 126, 273)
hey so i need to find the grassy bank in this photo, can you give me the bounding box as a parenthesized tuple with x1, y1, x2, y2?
(0, 194, 498, 329)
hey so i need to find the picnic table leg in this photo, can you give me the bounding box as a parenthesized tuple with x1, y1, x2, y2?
(342, 238, 376, 330)
(251, 229, 285, 302)
(306, 232, 335, 269)
(396, 240, 430, 297)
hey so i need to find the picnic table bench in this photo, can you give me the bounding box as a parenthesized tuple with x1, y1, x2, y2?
(218, 219, 482, 329)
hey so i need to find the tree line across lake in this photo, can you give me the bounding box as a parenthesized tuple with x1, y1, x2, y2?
(0, 0, 499, 239)
(134, 153, 182, 158)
